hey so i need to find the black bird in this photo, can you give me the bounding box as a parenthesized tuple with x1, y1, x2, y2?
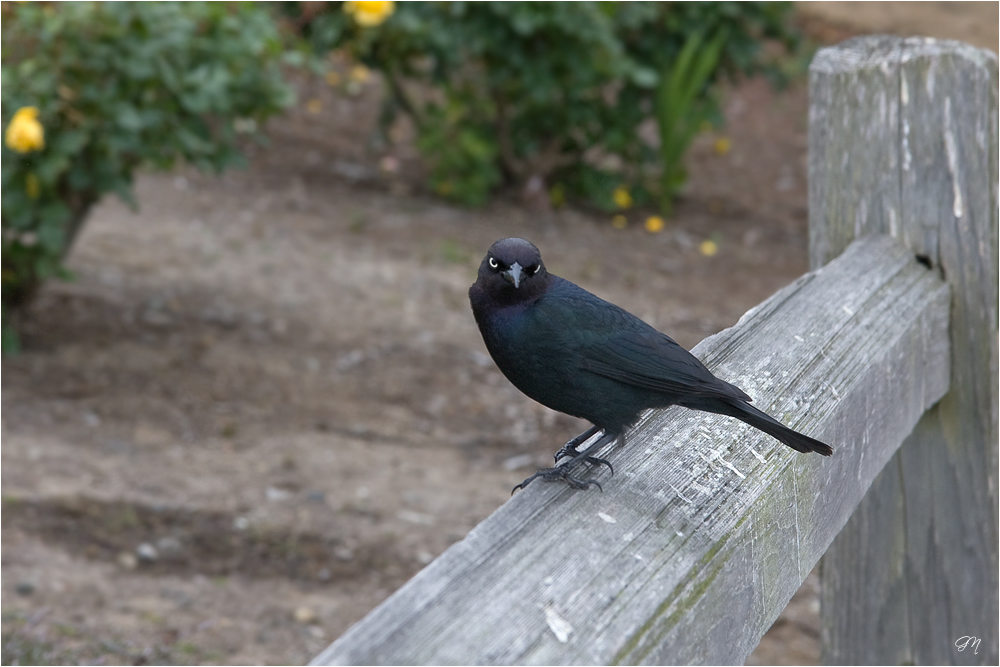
(469, 237, 833, 492)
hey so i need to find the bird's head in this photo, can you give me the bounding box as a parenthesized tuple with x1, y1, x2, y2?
(475, 237, 549, 301)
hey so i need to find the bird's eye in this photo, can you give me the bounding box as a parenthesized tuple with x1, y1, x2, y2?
(530, 264, 541, 275)
(488, 257, 499, 269)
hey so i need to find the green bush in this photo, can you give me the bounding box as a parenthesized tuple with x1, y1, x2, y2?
(1, 1, 294, 353)
(296, 1, 798, 210)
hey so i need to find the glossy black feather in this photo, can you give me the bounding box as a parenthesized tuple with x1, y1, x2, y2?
(469, 238, 833, 464)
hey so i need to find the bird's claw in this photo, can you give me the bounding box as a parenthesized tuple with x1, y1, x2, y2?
(584, 456, 614, 474)
(512, 465, 603, 494)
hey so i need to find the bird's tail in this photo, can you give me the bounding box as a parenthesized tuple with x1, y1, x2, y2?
(693, 398, 833, 456)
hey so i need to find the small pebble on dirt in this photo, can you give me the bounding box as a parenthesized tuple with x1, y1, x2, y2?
(293, 606, 316, 624)
(156, 536, 183, 554)
(15, 581, 36, 596)
(265, 486, 292, 502)
(136, 543, 159, 562)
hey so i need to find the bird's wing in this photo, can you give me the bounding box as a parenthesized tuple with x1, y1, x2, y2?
(580, 331, 750, 401)
(540, 284, 751, 402)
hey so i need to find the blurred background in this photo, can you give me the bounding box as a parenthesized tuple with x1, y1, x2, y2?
(2, 2, 996, 665)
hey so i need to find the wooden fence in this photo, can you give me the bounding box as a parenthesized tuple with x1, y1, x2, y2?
(811, 36, 997, 665)
(310, 37, 998, 665)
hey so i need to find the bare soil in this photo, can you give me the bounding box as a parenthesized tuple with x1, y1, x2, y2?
(3, 6, 993, 665)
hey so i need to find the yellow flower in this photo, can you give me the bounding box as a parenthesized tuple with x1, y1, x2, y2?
(644, 216, 664, 233)
(344, 1, 394, 27)
(713, 137, 731, 156)
(612, 185, 632, 210)
(25, 172, 40, 199)
(306, 98, 322, 114)
(350, 65, 371, 83)
(700, 239, 719, 256)
(611, 214, 627, 229)
(5, 106, 44, 153)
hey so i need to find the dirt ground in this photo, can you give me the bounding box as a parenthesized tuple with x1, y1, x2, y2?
(3, 5, 995, 666)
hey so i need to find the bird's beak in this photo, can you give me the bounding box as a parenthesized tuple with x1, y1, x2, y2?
(503, 262, 523, 289)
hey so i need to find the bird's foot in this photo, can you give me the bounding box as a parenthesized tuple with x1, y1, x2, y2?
(553, 425, 602, 463)
(515, 429, 618, 493)
(552, 449, 612, 473)
(512, 465, 603, 494)
(555, 447, 615, 475)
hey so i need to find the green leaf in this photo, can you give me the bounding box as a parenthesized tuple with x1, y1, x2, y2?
(50, 130, 89, 155)
(37, 218, 66, 254)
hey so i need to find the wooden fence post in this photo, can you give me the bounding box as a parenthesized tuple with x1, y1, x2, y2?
(810, 36, 998, 664)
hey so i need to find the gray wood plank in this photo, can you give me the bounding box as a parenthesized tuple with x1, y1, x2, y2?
(311, 235, 949, 666)
(808, 35, 904, 269)
(810, 36, 998, 665)
(818, 454, 912, 664)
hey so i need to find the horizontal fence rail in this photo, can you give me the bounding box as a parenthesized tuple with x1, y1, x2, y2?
(311, 235, 949, 666)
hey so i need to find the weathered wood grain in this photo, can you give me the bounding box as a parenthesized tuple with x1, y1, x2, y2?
(810, 37, 998, 665)
(311, 235, 949, 666)
(809, 35, 905, 268)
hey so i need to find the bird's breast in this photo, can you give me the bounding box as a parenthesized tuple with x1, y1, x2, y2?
(477, 301, 595, 412)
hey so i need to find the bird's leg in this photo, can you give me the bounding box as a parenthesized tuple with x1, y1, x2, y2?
(514, 431, 617, 493)
(553, 425, 601, 463)
(553, 426, 616, 474)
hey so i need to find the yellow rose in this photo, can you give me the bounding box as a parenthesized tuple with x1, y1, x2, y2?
(344, 1, 394, 27)
(5, 106, 45, 153)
